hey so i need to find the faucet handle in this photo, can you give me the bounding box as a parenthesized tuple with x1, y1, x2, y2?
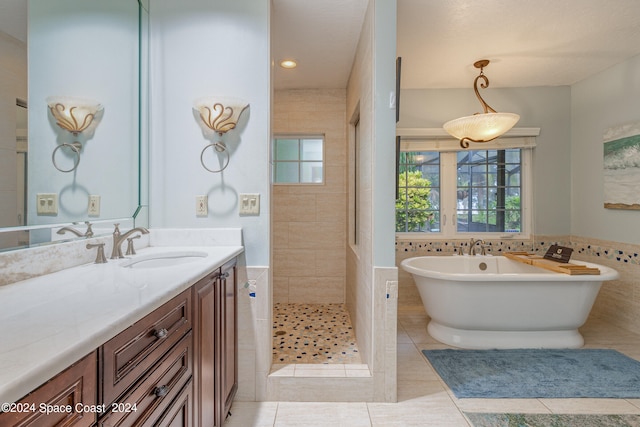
(84, 221, 94, 238)
(480, 243, 489, 255)
(86, 243, 107, 264)
(125, 235, 141, 256)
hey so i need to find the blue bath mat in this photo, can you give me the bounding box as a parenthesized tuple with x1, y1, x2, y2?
(464, 412, 640, 427)
(422, 348, 640, 398)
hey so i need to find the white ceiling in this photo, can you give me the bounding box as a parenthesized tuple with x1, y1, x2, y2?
(273, 0, 640, 90)
(4, 1, 640, 90)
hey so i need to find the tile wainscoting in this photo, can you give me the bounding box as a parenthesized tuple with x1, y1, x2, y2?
(396, 235, 640, 335)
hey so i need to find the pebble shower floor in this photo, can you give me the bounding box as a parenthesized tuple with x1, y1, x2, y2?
(272, 303, 362, 364)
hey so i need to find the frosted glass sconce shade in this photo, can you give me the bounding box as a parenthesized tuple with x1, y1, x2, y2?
(47, 96, 103, 173)
(193, 97, 249, 173)
(47, 96, 103, 135)
(443, 60, 519, 148)
(194, 97, 249, 135)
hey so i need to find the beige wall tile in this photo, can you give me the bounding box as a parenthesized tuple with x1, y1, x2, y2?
(273, 248, 316, 277)
(288, 277, 345, 303)
(288, 222, 345, 249)
(272, 193, 317, 223)
(273, 88, 348, 304)
(315, 193, 347, 223)
(315, 249, 347, 277)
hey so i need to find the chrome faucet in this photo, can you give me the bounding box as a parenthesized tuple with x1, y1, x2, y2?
(57, 221, 94, 238)
(468, 238, 486, 255)
(111, 223, 149, 259)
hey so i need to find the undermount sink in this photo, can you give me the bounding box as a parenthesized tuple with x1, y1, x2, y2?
(121, 251, 208, 269)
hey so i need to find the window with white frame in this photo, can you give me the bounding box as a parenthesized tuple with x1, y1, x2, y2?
(396, 134, 534, 237)
(272, 136, 324, 184)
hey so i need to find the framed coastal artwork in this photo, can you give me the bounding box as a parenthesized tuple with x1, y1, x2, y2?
(603, 120, 640, 210)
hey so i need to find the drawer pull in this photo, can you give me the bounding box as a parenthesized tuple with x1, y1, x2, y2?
(154, 385, 169, 398)
(153, 328, 168, 339)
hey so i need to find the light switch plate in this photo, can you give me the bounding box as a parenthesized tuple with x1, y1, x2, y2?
(88, 195, 101, 216)
(36, 193, 58, 215)
(196, 195, 208, 216)
(239, 193, 260, 216)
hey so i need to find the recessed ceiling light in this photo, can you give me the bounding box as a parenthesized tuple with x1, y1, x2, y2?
(279, 59, 297, 69)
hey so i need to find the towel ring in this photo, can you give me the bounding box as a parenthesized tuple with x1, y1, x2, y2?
(200, 142, 230, 173)
(52, 142, 81, 173)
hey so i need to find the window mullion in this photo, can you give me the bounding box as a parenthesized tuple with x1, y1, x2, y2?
(440, 152, 456, 237)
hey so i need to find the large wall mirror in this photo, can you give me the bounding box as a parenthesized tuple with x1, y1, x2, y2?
(0, 0, 149, 252)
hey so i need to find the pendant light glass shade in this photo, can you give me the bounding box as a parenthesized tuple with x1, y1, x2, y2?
(443, 60, 519, 148)
(443, 112, 520, 145)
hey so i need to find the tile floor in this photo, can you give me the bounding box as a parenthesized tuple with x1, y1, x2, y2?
(272, 303, 361, 364)
(225, 305, 640, 426)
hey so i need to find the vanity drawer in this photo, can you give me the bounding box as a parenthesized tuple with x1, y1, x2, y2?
(0, 351, 97, 427)
(99, 331, 193, 427)
(101, 289, 192, 406)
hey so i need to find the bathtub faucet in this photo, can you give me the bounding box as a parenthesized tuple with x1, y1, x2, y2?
(468, 238, 486, 255)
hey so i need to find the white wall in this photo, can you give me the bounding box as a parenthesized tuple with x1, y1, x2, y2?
(148, 0, 270, 266)
(398, 86, 572, 235)
(570, 54, 640, 244)
(28, 0, 139, 226)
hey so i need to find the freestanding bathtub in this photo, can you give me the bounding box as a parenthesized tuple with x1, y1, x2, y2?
(401, 255, 619, 349)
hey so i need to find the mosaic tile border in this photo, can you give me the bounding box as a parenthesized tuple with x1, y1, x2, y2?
(395, 235, 640, 267)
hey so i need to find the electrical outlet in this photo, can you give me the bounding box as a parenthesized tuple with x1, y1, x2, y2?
(239, 193, 260, 215)
(36, 193, 58, 215)
(196, 195, 208, 216)
(88, 195, 101, 216)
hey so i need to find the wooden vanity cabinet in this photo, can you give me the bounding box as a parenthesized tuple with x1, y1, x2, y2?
(99, 289, 193, 427)
(98, 332, 193, 427)
(2, 256, 238, 427)
(100, 290, 192, 408)
(193, 258, 237, 427)
(0, 351, 97, 427)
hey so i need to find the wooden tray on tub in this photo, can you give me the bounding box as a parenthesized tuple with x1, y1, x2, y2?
(503, 252, 601, 275)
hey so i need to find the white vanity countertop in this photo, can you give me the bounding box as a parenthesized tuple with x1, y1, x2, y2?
(0, 244, 244, 405)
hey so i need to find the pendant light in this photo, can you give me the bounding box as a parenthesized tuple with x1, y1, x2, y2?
(443, 60, 519, 148)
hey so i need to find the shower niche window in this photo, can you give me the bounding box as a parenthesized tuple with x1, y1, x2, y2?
(273, 135, 324, 184)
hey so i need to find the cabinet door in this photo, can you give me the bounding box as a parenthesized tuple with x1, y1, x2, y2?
(219, 260, 237, 418)
(0, 351, 97, 427)
(193, 272, 219, 427)
(154, 380, 193, 427)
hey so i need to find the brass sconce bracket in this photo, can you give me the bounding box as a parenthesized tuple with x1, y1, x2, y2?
(472, 59, 497, 115)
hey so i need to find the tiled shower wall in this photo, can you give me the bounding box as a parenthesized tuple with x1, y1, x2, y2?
(396, 235, 640, 335)
(272, 89, 347, 304)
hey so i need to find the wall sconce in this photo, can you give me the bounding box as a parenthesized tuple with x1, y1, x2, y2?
(47, 96, 103, 172)
(193, 97, 249, 173)
(443, 60, 520, 148)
